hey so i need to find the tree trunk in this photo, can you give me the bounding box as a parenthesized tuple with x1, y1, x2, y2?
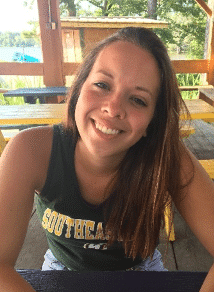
(147, 0, 157, 19)
(67, 0, 76, 16)
(102, 0, 109, 16)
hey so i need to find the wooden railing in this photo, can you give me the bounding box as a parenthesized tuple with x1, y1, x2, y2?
(0, 59, 210, 76)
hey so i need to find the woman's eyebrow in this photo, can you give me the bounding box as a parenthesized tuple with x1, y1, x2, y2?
(135, 86, 152, 98)
(97, 69, 113, 79)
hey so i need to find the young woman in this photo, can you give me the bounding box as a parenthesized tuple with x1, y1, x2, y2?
(0, 27, 214, 291)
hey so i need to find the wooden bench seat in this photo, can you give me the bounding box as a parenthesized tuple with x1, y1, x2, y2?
(0, 129, 20, 155)
(199, 160, 214, 179)
(1, 129, 20, 142)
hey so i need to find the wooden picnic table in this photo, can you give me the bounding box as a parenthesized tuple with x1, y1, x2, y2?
(3, 87, 69, 104)
(181, 99, 214, 121)
(0, 99, 213, 125)
(0, 104, 65, 125)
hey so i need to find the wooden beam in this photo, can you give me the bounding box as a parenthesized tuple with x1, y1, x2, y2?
(0, 63, 44, 76)
(172, 60, 209, 73)
(61, 18, 168, 29)
(0, 88, 10, 93)
(179, 85, 213, 91)
(63, 63, 81, 75)
(37, 0, 65, 86)
(207, 0, 214, 85)
(195, 0, 212, 16)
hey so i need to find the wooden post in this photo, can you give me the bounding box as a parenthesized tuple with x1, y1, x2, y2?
(37, 0, 65, 103)
(207, 0, 214, 85)
(195, 0, 212, 16)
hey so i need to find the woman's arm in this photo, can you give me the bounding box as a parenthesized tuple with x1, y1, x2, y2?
(0, 127, 53, 291)
(174, 145, 214, 291)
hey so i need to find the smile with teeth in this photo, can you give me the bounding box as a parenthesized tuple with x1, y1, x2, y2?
(95, 121, 120, 135)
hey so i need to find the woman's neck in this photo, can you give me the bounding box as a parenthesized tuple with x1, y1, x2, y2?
(75, 139, 125, 177)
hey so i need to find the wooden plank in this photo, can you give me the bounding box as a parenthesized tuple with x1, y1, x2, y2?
(84, 28, 118, 55)
(0, 130, 6, 156)
(206, 0, 214, 85)
(179, 85, 213, 91)
(195, 0, 212, 16)
(180, 125, 195, 138)
(0, 104, 65, 125)
(199, 160, 214, 179)
(172, 60, 209, 73)
(37, 0, 65, 87)
(0, 88, 10, 93)
(0, 62, 44, 76)
(63, 62, 80, 76)
(61, 17, 168, 29)
(2, 129, 19, 142)
(183, 119, 214, 160)
(181, 99, 214, 121)
(199, 88, 214, 106)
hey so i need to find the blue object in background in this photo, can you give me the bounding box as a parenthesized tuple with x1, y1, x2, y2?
(12, 52, 40, 63)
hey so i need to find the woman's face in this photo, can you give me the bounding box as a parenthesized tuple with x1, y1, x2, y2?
(75, 41, 161, 159)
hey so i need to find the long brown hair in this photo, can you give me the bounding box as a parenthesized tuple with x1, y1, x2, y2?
(64, 27, 193, 260)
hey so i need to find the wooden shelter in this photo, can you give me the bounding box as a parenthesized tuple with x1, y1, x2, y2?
(60, 17, 168, 62)
(0, 0, 214, 103)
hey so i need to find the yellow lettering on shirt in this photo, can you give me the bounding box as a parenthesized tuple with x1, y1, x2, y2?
(54, 214, 67, 236)
(65, 217, 75, 238)
(42, 208, 51, 229)
(41, 208, 109, 244)
(95, 222, 105, 240)
(47, 211, 58, 233)
(74, 219, 85, 239)
(85, 220, 95, 240)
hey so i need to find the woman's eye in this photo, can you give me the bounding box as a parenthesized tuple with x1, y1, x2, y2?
(94, 82, 109, 90)
(131, 96, 147, 107)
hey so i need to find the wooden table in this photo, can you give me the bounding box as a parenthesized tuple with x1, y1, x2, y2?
(0, 104, 65, 155)
(0, 99, 213, 125)
(0, 104, 65, 125)
(3, 87, 69, 104)
(17, 270, 207, 292)
(181, 99, 214, 121)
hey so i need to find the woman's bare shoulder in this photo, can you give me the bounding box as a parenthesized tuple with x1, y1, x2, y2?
(1, 126, 54, 191)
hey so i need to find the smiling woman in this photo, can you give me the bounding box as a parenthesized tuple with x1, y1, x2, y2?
(74, 41, 159, 161)
(0, 27, 214, 292)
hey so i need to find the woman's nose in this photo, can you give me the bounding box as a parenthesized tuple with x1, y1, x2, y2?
(101, 94, 126, 119)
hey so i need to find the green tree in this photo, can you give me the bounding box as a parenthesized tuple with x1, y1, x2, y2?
(23, 0, 208, 59)
(153, 0, 207, 58)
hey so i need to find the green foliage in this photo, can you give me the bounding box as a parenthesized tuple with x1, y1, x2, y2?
(176, 73, 203, 99)
(155, 0, 207, 58)
(22, 0, 207, 60)
(0, 31, 37, 47)
(0, 76, 43, 105)
(83, 0, 147, 16)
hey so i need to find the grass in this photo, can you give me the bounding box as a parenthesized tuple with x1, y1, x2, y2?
(0, 75, 44, 105)
(176, 73, 203, 100)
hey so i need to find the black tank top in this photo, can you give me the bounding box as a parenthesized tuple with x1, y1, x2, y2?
(36, 124, 141, 271)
